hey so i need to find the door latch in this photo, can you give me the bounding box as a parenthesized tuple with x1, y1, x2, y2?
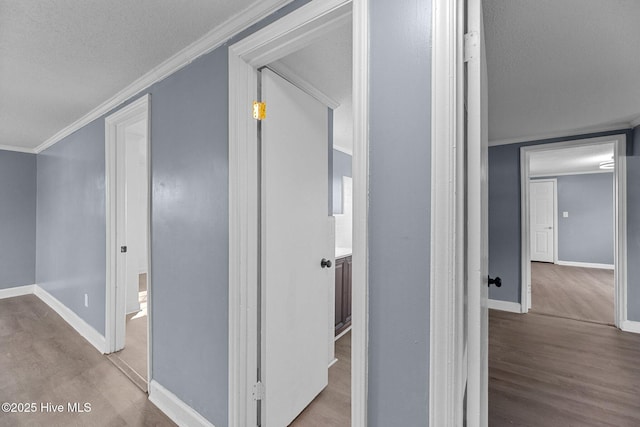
(120, 246, 127, 253)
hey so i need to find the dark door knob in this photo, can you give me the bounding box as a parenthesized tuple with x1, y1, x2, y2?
(321, 258, 332, 268)
(488, 276, 501, 287)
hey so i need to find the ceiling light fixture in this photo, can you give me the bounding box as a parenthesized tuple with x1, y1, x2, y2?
(599, 157, 614, 170)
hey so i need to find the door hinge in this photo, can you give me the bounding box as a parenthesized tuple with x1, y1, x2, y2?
(253, 101, 266, 120)
(252, 381, 264, 401)
(464, 31, 479, 63)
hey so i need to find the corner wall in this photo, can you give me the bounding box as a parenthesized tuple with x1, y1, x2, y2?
(0, 150, 36, 288)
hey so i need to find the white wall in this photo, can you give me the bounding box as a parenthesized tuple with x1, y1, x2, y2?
(125, 125, 148, 314)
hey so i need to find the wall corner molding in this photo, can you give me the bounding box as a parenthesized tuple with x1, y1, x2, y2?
(149, 380, 216, 427)
(31, 0, 295, 154)
(621, 320, 640, 334)
(33, 285, 106, 353)
(488, 299, 523, 314)
(0, 284, 36, 299)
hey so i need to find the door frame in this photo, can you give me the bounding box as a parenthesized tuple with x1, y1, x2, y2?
(227, 1, 368, 426)
(105, 94, 152, 385)
(430, 0, 468, 425)
(520, 135, 627, 327)
(527, 178, 557, 310)
(528, 178, 558, 263)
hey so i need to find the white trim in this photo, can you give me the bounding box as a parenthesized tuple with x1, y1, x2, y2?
(268, 61, 340, 109)
(22, 0, 294, 155)
(333, 144, 353, 156)
(149, 380, 216, 427)
(621, 320, 640, 334)
(104, 93, 152, 390)
(520, 134, 627, 328)
(0, 284, 35, 299)
(489, 123, 631, 147)
(556, 260, 615, 270)
(351, 1, 369, 426)
(430, 0, 464, 424)
(334, 325, 352, 341)
(328, 358, 339, 368)
(530, 169, 614, 178)
(0, 145, 36, 154)
(631, 116, 640, 128)
(488, 299, 522, 314)
(33, 285, 106, 354)
(228, 1, 366, 426)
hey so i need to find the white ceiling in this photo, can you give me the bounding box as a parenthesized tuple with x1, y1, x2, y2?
(4, 1, 636, 153)
(0, 0, 258, 150)
(277, 22, 353, 154)
(529, 142, 614, 177)
(484, 0, 640, 144)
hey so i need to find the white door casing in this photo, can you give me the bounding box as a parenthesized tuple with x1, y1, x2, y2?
(529, 180, 555, 263)
(105, 94, 152, 383)
(520, 135, 627, 323)
(227, 1, 370, 426)
(260, 69, 332, 426)
(465, 0, 490, 425)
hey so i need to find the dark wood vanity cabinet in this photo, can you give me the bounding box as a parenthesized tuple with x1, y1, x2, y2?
(335, 255, 352, 336)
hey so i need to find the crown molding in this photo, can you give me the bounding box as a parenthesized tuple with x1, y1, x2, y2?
(0, 144, 36, 154)
(631, 116, 640, 128)
(30, 0, 294, 154)
(489, 122, 632, 147)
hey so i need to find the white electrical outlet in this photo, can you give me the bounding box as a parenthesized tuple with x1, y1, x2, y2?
(84, 294, 89, 307)
(563, 211, 569, 218)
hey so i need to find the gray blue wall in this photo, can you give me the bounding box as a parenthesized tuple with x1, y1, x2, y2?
(0, 150, 36, 288)
(627, 125, 640, 320)
(36, 123, 107, 334)
(28, 0, 436, 424)
(369, 0, 431, 424)
(555, 173, 613, 264)
(332, 149, 352, 214)
(488, 129, 632, 306)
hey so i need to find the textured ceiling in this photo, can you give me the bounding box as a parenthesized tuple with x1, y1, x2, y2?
(278, 22, 353, 154)
(0, 0, 256, 150)
(485, 0, 640, 143)
(529, 142, 615, 177)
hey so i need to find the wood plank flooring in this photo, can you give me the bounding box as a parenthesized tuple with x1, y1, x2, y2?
(291, 330, 351, 426)
(0, 295, 174, 427)
(531, 262, 614, 324)
(489, 310, 640, 426)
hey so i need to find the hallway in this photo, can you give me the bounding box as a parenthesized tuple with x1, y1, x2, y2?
(489, 310, 640, 426)
(0, 295, 173, 427)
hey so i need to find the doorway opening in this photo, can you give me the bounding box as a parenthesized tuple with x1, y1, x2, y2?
(520, 135, 627, 327)
(105, 94, 152, 391)
(228, 0, 368, 425)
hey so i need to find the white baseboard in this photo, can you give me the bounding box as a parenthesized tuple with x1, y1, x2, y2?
(149, 380, 216, 427)
(0, 284, 35, 299)
(33, 285, 106, 354)
(488, 299, 523, 313)
(621, 320, 640, 334)
(556, 260, 614, 270)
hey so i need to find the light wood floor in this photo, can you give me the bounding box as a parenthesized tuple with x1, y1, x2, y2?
(489, 310, 640, 426)
(531, 262, 614, 324)
(107, 274, 149, 391)
(291, 330, 351, 426)
(0, 295, 174, 427)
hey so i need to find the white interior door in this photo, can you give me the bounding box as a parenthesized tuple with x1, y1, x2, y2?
(260, 68, 333, 427)
(530, 180, 555, 263)
(465, 0, 489, 425)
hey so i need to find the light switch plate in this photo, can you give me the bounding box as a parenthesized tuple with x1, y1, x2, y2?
(563, 211, 569, 218)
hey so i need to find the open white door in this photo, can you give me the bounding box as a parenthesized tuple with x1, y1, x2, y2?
(530, 180, 555, 263)
(260, 69, 333, 427)
(466, 0, 490, 425)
